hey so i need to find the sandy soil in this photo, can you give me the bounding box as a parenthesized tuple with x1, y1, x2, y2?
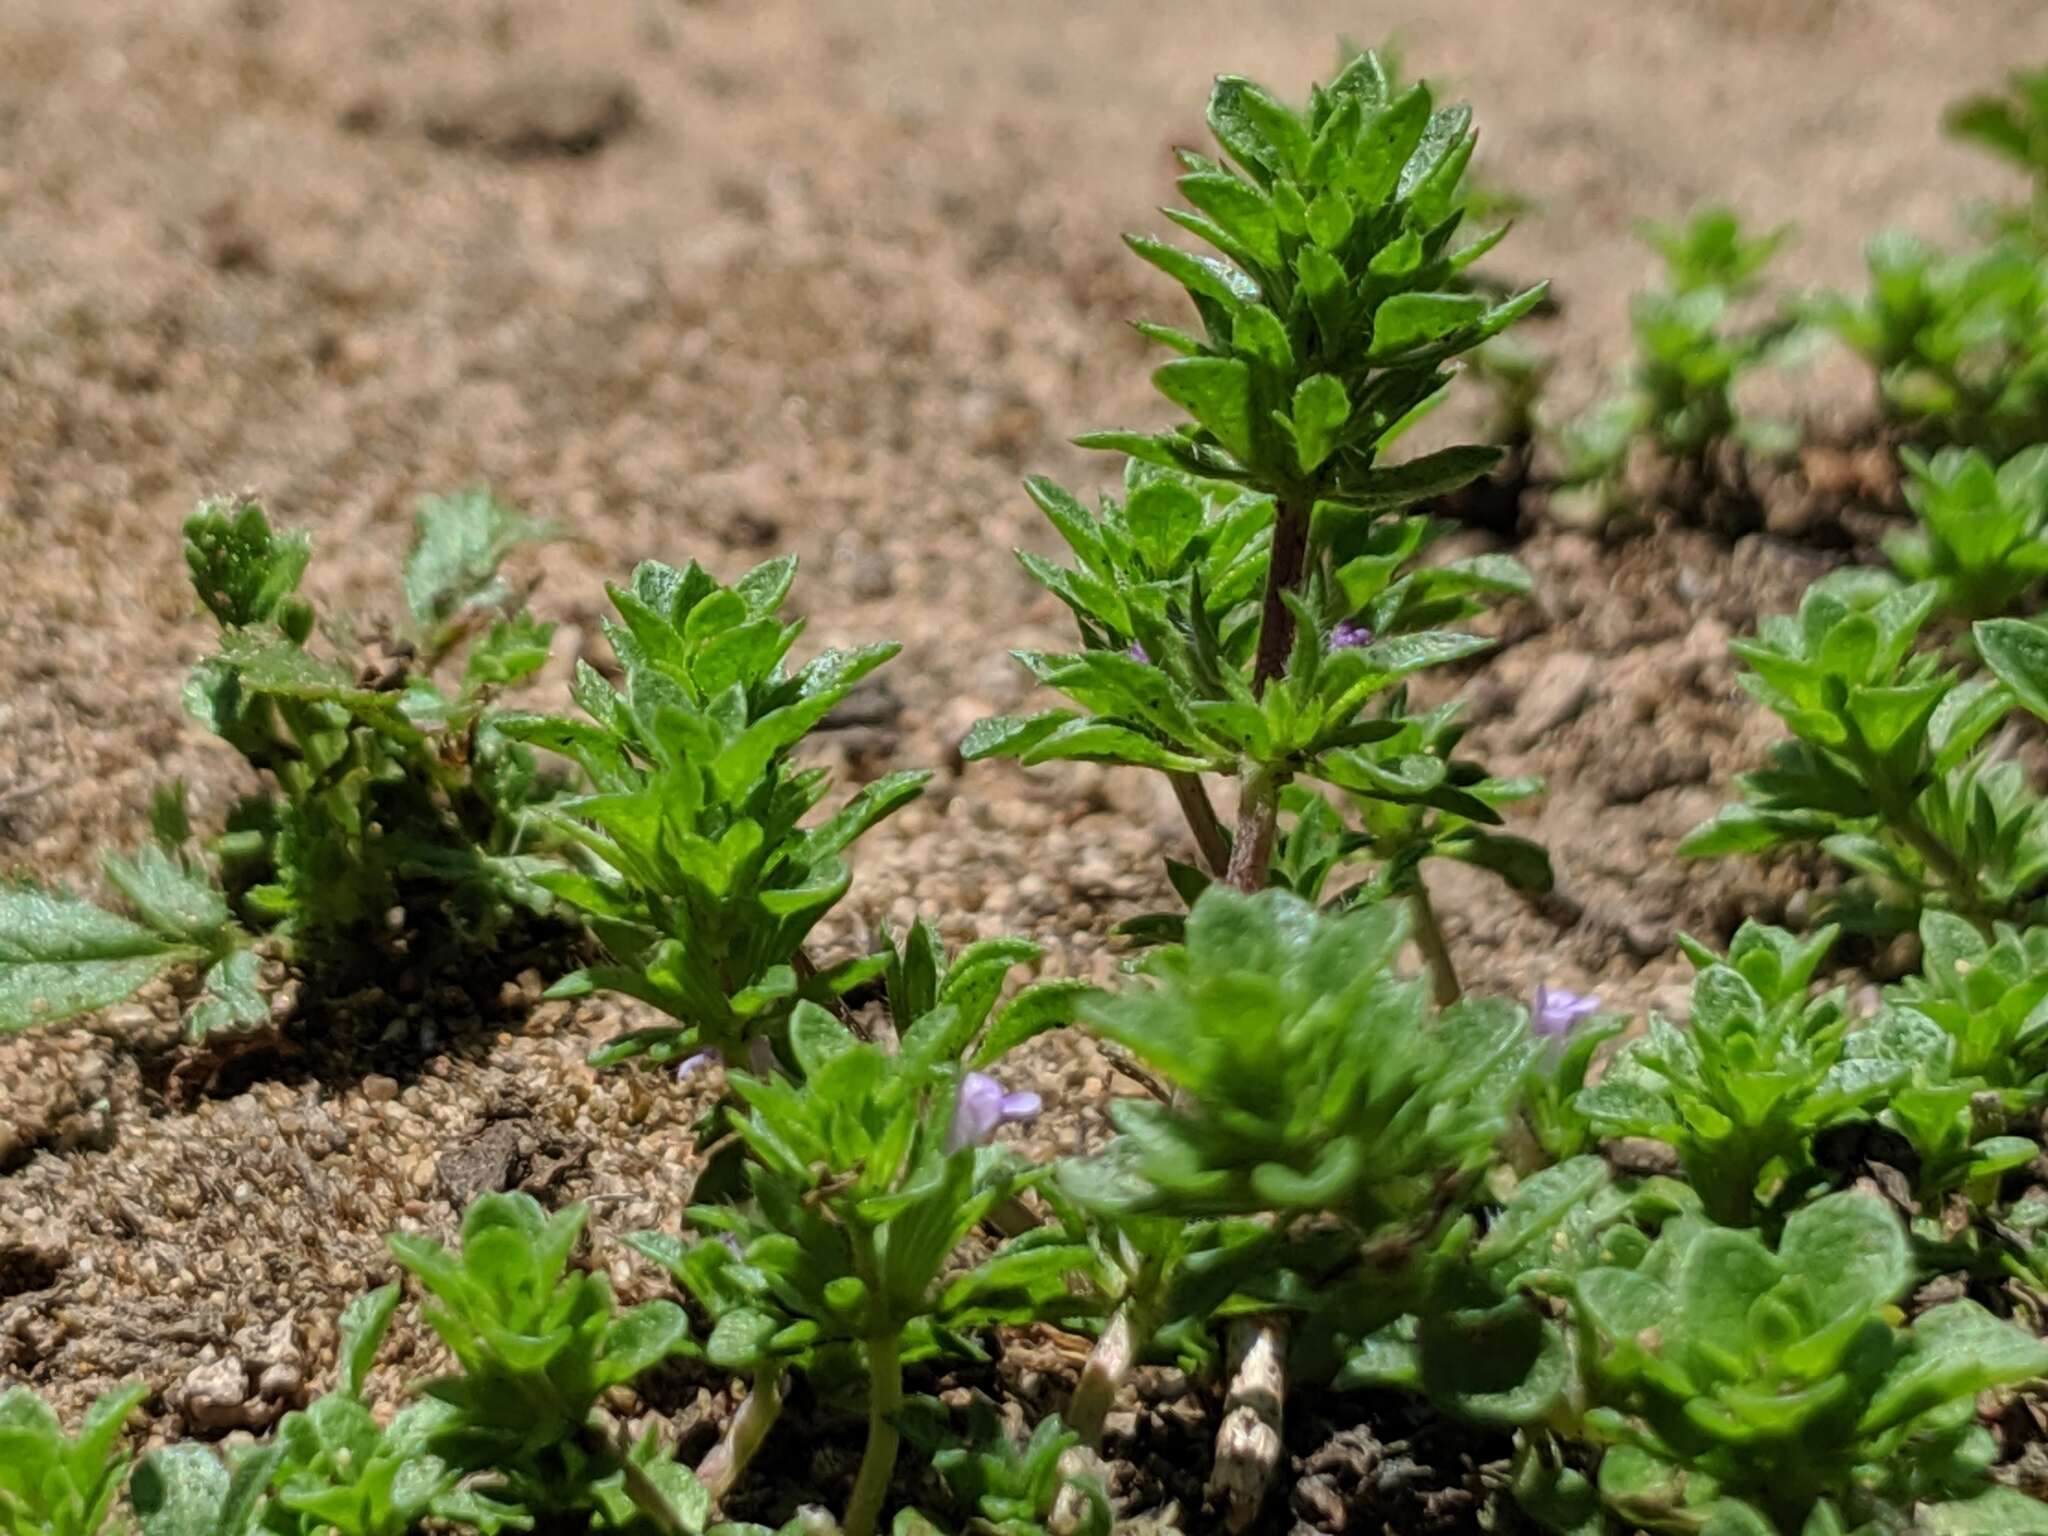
(6, 0, 2048, 1524)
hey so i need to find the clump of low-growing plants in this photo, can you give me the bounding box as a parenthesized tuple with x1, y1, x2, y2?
(1551, 208, 1799, 529)
(2, 491, 563, 1039)
(16, 43, 2048, 1536)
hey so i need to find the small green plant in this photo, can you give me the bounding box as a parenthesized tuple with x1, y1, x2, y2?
(0, 1382, 146, 1536)
(1640, 207, 1794, 299)
(1553, 209, 1797, 517)
(1, 784, 258, 1038)
(1679, 570, 2036, 933)
(1066, 886, 1531, 1235)
(907, 1403, 1109, 1536)
(496, 556, 926, 1069)
(387, 1192, 700, 1530)
(1517, 985, 1626, 1166)
(638, 991, 1097, 1531)
(132, 1284, 531, 1536)
(184, 492, 562, 955)
(1887, 910, 2048, 1095)
(1576, 923, 1906, 1226)
(1888, 444, 2048, 620)
(1060, 883, 1540, 1393)
(1947, 66, 2048, 244)
(1, 492, 561, 1038)
(1813, 232, 2048, 455)
(966, 49, 1548, 1005)
(1558, 1191, 2048, 1534)
(626, 926, 1090, 1511)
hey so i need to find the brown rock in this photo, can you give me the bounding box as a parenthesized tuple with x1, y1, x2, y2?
(179, 1355, 259, 1431)
(1506, 651, 1598, 749)
(422, 72, 638, 159)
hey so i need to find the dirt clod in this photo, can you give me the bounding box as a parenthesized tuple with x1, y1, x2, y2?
(421, 71, 638, 158)
(176, 1355, 266, 1432)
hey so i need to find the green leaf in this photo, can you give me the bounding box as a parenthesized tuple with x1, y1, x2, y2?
(1153, 357, 1257, 465)
(1290, 375, 1350, 473)
(972, 979, 1099, 1069)
(1018, 719, 1213, 773)
(1368, 291, 1489, 359)
(1446, 832, 1554, 894)
(337, 1283, 401, 1398)
(789, 999, 856, 1078)
(1777, 1191, 1910, 1322)
(185, 950, 267, 1043)
(102, 844, 229, 946)
(799, 771, 930, 864)
(704, 1310, 782, 1384)
(599, 1300, 691, 1386)
(0, 883, 197, 1032)
(1208, 76, 1303, 184)
(1335, 446, 1503, 510)
(1923, 1489, 2048, 1534)
(959, 711, 1079, 763)
(132, 1445, 237, 1536)
(463, 613, 557, 692)
(1178, 171, 1282, 271)
(184, 499, 311, 629)
(736, 554, 799, 617)
(1419, 1300, 1570, 1425)
(1124, 235, 1260, 312)
(1977, 618, 2048, 723)
(1125, 479, 1206, 574)
(403, 487, 559, 629)
(149, 782, 194, 848)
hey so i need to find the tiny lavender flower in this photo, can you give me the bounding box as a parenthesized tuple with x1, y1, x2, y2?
(677, 1038, 780, 1081)
(1125, 640, 1150, 663)
(1531, 985, 1600, 1039)
(676, 1049, 722, 1082)
(946, 1070, 1043, 1153)
(1330, 619, 1373, 650)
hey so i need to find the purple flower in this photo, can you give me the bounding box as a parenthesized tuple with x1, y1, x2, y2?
(1531, 986, 1600, 1040)
(676, 1049, 723, 1083)
(1125, 640, 1150, 664)
(946, 1071, 1043, 1153)
(1330, 620, 1373, 650)
(676, 1036, 780, 1082)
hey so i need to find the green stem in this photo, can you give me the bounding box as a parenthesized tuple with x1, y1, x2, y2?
(1408, 874, 1462, 1006)
(1169, 771, 1232, 878)
(844, 1332, 903, 1536)
(1226, 497, 1310, 896)
(1225, 764, 1283, 894)
(1893, 812, 1991, 929)
(1845, 729, 1994, 931)
(1867, 772, 1993, 933)
(1249, 499, 1309, 698)
(582, 1420, 690, 1536)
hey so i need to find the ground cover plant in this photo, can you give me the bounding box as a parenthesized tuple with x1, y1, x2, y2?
(11, 32, 2048, 1536)
(1552, 209, 1800, 529)
(1, 491, 563, 1040)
